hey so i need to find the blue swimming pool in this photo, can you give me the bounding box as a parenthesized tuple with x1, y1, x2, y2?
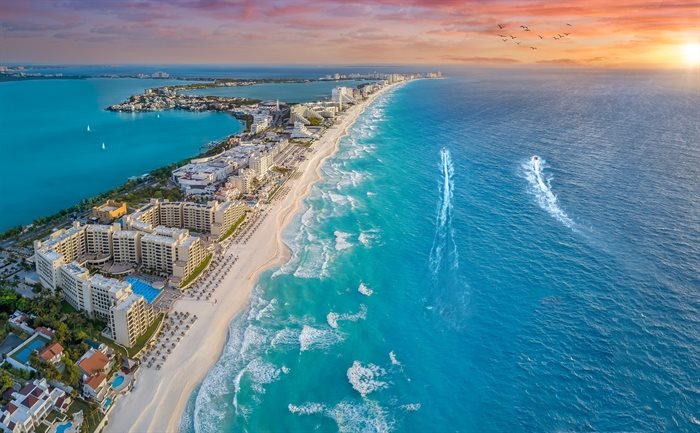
(111, 375, 125, 388)
(11, 335, 49, 364)
(56, 422, 72, 433)
(126, 277, 161, 304)
(103, 397, 112, 409)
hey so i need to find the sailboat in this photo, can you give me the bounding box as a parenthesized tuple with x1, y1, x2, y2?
(87, 125, 91, 132)
(101, 142, 106, 150)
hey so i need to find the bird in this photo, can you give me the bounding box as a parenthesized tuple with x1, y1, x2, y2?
(520, 25, 526, 28)
(524, 28, 531, 32)
(566, 23, 573, 27)
(553, 36, 559, 40)
(530, 46, 537, 50)
(538, 34, 544, 39)
(510, 35, 517, 39)
(498, 34, 506, 37)
(516, 41, 521, 45)
(564, 32, 570, 36)
(498, 24, 505, 29)
(558, 33, 564, 38)
(502, 38, 508, 42)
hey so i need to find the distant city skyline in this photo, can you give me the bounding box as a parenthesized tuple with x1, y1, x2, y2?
(1, 0, 699, 68)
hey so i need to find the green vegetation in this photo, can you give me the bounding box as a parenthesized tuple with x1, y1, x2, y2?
(0, 369, 13, 394)
(68, 397, 103, 433)
(308, 117, 322, 126)
(220, 214, 247, 241)
(127, 313, 164, 358)
(180, 254, 213, 288)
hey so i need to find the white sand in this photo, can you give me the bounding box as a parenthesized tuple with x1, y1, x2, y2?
(106, 82, 399, 433)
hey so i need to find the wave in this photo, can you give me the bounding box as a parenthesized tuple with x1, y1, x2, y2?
(327, 304, 368, 329)
(388, 351, 401, 367)
(347, 361, 389, 397)
(358, 282, 373, 296)
(299, 325, 344, 352)
(358, 228, 382, 248)
(289, 399, 392, 433)
(335, 230, 354, 251)
(523, 155, 576, 229)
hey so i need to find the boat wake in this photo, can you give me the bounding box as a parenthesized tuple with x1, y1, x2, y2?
(429, 148, 459, 276)
(427, 148, 470, 327)
(523, 155, 576, 230)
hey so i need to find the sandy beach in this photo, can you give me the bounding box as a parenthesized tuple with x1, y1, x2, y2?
(106, 81, 400, 433)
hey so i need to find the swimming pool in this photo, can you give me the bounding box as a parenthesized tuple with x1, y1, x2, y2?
(111, 375, 125, 388)
(11, 335, 49, 364)
(126, 277, 161, 304)
(56, 422, 72, 433)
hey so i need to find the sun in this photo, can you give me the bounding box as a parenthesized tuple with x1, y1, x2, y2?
(683, 42, 700, 65)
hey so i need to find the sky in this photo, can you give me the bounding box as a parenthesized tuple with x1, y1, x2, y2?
(1, 0, 699, 68)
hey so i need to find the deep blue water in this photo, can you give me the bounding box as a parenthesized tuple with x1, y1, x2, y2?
(0, 78, 243, 231)
(182, 69, 700, 433)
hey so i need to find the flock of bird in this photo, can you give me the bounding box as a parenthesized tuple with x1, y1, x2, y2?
(497, 22, 573, 50)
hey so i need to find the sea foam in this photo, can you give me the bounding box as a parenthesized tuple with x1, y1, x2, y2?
(347, 361, 388, 397)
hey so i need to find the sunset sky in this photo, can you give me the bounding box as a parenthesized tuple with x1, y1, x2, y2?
(1, 0, 699, 67)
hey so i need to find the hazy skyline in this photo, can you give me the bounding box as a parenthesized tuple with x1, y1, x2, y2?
(1, 0, 699, 67)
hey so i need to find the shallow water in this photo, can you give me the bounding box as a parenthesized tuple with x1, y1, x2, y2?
(183, 69, 700, 433)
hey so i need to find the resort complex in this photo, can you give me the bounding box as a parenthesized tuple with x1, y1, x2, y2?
(0, 71, 440, 433)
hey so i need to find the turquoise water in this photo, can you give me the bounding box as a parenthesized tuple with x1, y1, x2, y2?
(0, 78, 243, 231)
(183, 71, 700, 433)
(111, 375, 125, 388)
(55, 422, 72, 433)
(103, 398, 113, 409)
(126, 277, 161, 304)
(184, 80, 372, 103)
(12, 335, 49, 363)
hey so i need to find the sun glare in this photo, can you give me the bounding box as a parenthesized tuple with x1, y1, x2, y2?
(683, 42, 700, 65)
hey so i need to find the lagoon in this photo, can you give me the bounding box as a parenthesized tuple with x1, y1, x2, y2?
(0, 78, 243, 231)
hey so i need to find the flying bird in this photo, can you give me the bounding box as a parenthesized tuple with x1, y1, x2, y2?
(516, 41, 521, 45)
(564, 32, 570, 36)
(510, 35, 517, 39)
(498, 34, 506, 37)
(530, 46, 537, 50)
(525, 28, 531, 32)
(502, 38, 508, 42)
(566, 23, 573, 27)
(538, 35, 544, 39)
(553, 36, 559, 40)
(498, 24, 505, 29)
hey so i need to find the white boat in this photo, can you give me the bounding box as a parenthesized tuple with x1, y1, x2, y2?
(101, 142, 106, 150)
(157, 114, 160, 118)
(87, 125, 91, 132)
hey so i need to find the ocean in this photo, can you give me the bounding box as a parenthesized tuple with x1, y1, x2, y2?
(182, 69, 700, 433)
(0, 78, 243, 231)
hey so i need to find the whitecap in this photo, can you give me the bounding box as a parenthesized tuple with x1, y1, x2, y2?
(245, 358, 281, 394)
(389, 351, 401, 367)
(400, 403, 421, 412)
(327, 305, 367, 329)
(299, 325, 343, 352)
(335, 230, 354, 251)
(347, 361, 388, 397)
(358, 282, 373, 296)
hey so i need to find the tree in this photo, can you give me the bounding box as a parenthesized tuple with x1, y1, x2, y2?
(0, 370, 13, 394)
(62, 358, 81, 387)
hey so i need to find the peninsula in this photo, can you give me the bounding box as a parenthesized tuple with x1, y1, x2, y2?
(0, 71, 441, 433)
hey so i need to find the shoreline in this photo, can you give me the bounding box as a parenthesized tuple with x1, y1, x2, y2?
(105, 80, 404, 433)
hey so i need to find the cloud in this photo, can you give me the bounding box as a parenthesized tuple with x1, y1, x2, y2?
(444, 56, 521, 63)
(536, 58, 580, 65)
